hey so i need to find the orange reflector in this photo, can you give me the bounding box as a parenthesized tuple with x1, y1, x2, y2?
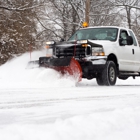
(93, 52, 105, 56)
(46, 54, 52, 57)
(46, 45, 50, 49)
(82, 44, 88, 47)
(99, 52, 105, 56)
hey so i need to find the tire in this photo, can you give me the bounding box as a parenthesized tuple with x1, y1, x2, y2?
(97, 61, 117, 86)
(96, 74, 104, 86)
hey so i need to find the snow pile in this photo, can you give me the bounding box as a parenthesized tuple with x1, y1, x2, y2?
(0, 50, 77, 88)
(0, 107, 140, 140)
(0, 50, 140, 140)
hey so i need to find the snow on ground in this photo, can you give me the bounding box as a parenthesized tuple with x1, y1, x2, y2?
(0, 50, 140, 140)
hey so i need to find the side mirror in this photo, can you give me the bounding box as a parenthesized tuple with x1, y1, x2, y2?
(119, 36, 133, 46)
(126, 36, 133, 45)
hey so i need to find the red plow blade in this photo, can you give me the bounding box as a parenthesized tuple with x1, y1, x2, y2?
(39, 57, 82, 82)
(54, 58, 82, 82)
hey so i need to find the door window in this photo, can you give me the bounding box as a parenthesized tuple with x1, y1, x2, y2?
(119, 30, 128, 45)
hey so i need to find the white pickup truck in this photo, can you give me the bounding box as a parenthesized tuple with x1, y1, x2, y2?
(35, 26, 140, 86)
(67, 26, 140, 85)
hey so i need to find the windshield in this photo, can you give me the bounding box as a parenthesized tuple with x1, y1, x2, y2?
(68, 28, 118, 41)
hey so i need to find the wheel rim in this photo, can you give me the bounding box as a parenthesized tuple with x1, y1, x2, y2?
(109, 67, 115, 82)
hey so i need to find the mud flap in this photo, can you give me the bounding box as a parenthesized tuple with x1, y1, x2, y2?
(39, 57, 82, 81)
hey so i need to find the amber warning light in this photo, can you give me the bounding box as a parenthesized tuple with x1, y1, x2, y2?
(82, 22, 89, 28)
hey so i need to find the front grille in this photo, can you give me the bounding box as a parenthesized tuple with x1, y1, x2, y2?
(55, 45, 89, 58)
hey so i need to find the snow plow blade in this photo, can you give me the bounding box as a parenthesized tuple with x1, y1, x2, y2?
(26, 60, 39, 69)
(39, 57, 82, 81)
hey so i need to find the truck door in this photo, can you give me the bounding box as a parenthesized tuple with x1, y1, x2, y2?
(118, 29, 136, 71)
(128, 30, 140, 71)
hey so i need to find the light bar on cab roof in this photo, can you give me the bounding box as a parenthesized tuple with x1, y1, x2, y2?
(82, 22, 89, 28)
(46, 41, 55, 45)
(77, 40, 88, 44)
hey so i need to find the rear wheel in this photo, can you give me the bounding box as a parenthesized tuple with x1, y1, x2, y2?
(96, 61, 117, 86)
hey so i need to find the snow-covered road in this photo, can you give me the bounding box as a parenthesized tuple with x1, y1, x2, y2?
(0, 51, 140, 140)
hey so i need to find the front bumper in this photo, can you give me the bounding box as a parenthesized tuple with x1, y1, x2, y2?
(83, 56, 107, 65)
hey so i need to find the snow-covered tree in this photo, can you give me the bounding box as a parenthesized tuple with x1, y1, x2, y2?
(0, 0, 42, 64)
(37, 0, 121, 41)
(107, 0, 140, 43)
(0, 0, 140, 65)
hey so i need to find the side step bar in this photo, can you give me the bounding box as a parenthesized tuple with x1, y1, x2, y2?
(119, 72, 140, 76)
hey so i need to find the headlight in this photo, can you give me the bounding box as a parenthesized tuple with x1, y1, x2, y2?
(45, 41, 54, 57)
(77, 40, 89, 47)
(92, 47, 105, 56)
(77, 40, 88, 44)
(46, 48, 53, 57)
(46, 41, 55, 45)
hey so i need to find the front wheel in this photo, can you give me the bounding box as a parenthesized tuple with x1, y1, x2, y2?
(96, 74, 104, 86)
(96, 61, 117, 86)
